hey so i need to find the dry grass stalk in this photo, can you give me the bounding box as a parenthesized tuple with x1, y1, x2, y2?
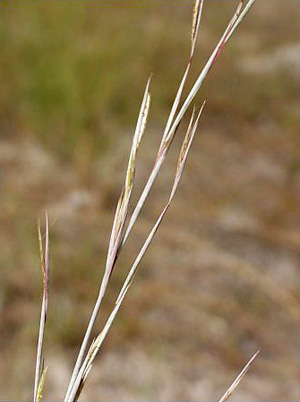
(64, 1, 257, 400)
(122, 0, 257, 248)
(64, 77, 152, 399)
(67, 105, 204, 402)
(218, 350, 260, 402)
(30, 0, 259, 400)
(33, 212, 49, 402)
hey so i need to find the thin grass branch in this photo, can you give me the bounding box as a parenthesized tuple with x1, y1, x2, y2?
(33, 212, 50, 402)
(218, 350, 260, 402)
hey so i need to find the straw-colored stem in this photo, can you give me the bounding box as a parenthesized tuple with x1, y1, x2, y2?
(218, 350, 260, 402)
(33, 212, 49, 402)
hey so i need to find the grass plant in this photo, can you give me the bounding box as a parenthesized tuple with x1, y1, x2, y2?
(29, 1, 260, 400)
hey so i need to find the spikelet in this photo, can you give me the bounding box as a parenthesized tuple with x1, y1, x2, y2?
(191, 0, 201, 44)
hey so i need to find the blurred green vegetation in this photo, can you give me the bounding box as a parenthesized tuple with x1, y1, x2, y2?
(2, 1, 191, 160)
(2, 1, 297, 162)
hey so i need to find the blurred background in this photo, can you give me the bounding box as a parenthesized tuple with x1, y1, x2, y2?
(1, 1, 299, 400)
